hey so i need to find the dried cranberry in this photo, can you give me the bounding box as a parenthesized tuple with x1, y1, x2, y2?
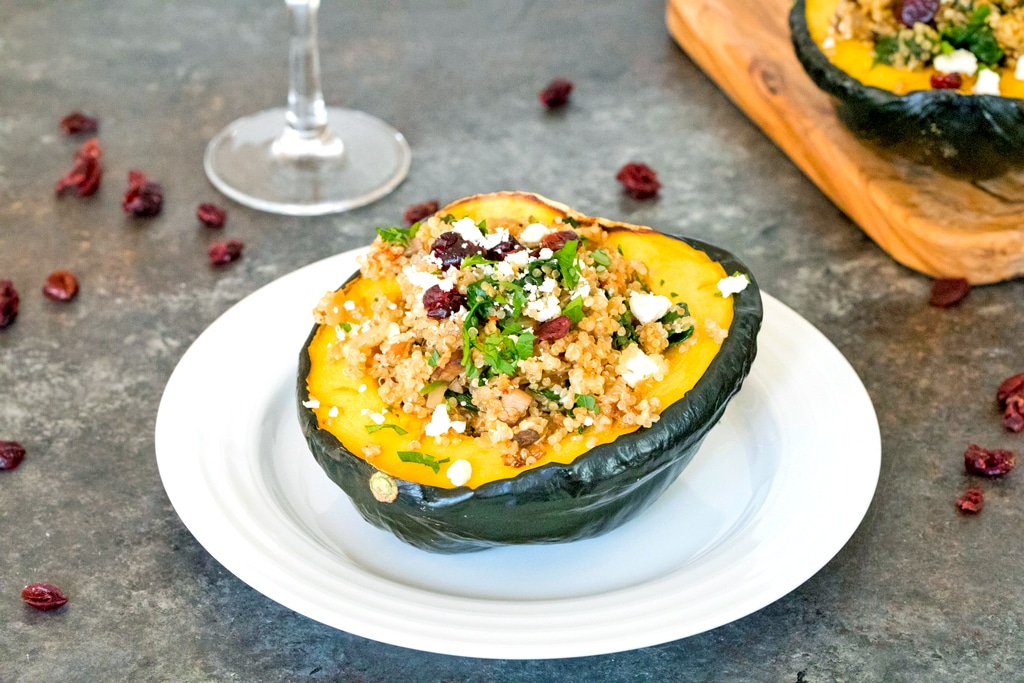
(122, 170, 163, 217)
(928, 278, 970, 307)
(59, 111, 98, 135)
(486, 236, 524, 261)
(616, 162, 661, 200)
(535, 315, 571, 341)
(893, 0, 939, 27)
(0, 440, 26, 470)
(404, 200, 440, 225)
(21, 583, 68, 611)
(55, 138, 102, 197)
(0, 280, 19, 330)
(996, 373, 1024, 404)
(422, 284, 466, 319)
(1003, 396, 1024, 433)
(539, 78, 574, 108)
(541, 230, 579, 252)
(955, 488, 984, 514)
(196, 203, 226, 229)
(208, 240, 244, 266)
(42, 271, 79, 302)
(930, 72, 963, 90)
(964, 444, 1016, 477)
(430, 231, 486, 270)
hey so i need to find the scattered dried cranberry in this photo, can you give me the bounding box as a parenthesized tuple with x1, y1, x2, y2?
(539, 78, 574, 108)
(930, 72, 963, 90)
(422, 284, 466, 319)
(964, 443, 1016, 477)
(1003, 396, 1024, 433)
(0, 280, 19, 330)
(486, 236, 524, 261)
(404, 200, 440, 225)
(955, 488, 984, 514)
(196, 203, 226, 229)
(430, 231, 486, 270)
(208, 240, 244, 266)
(122, 170, 163, 217)
(42, 271, 79, 302)
(59, 111, 98, 135)
(893, 0, 939, 27)
(616, 162, 661, 200)
(0, 440, 26, 470)
(541, 230, 579, 252)
(996, 373, 1024, 404)
(535, 315, 571, 341)
(55, 138, 102, 197)
(21, 583, 68, 611)
(928, 278, 970, 307)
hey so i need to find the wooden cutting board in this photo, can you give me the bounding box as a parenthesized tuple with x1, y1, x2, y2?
(666, 0, 1024, 284)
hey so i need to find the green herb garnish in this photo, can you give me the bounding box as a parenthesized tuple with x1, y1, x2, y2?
(426, 349, 440, 367)
(574, 394, 600, 414)
(461, 254, 498, 269)
(591, 248, 612, 268)
(375, 223, 420, 246)
(555, 239, 580, 289)
(397, 450, 450, 474)
(942, 5, 1004, 66)
(562, 295, 585, 324)
(419, 380, 449, 396)
(365, 423, 408, 436)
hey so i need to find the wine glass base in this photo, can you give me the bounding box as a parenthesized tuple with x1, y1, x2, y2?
(203, 107, 411, 216)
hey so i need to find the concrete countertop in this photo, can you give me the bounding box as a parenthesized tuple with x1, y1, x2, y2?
(2, 1, 1023, 680)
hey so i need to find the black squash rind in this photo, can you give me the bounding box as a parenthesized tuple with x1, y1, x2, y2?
(790, 0, 1024, 179)
(297, 236, 762, 554)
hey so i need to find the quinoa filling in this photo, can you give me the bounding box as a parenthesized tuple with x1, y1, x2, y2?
(309, 212, 736, 473)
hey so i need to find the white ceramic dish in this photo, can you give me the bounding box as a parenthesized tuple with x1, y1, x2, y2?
(155, 249, 880, 659)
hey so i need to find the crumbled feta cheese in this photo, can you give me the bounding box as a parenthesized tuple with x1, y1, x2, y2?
(629, 291, 672, 324)
(424, 403, 452, 437)
(495, 260, 515, 279)
(1016, 59, 1024, 81)
(328, 406, 339, 418)
(572, 281, 591, 300)
(525, 294, 562, 322)
(358, 384, 367, 393)
(386, 322, 401, 339)
(451, 420, 466, 434)
(974, 68, 1001, 95)
(335, 325, 347, 341)
(506, 250, 530, 268)
(302, 397, 320, 409)
(519, 222, 550, 245)
(403, 267, 442, 291)
(369, 412, 386, 425)
(480, 227, 510, 250)
(617, 344, 665, 387)
(538, 277, 558, 294)
(343, 300, 356, 311)
(451, 217, 484, 244)
(360, 408, 369, 416)
(934, 49, 978, 76)
(446, 459, 472, 486)
(821, 36, 835, 50)
(332, 306, 339, 314)
(717, 274, 749, 297)
(538, 247, 554, 260)
(583, 416, 594, 426)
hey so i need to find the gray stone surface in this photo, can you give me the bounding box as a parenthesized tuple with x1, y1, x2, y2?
(2, 0, 1023, 681)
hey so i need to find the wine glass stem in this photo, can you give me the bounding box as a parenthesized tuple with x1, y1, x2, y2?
(285, 0, 329, 139)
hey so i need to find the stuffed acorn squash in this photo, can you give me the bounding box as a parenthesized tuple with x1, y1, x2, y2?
(297, 192, 762, 553)
(791, 0, 1024, 177)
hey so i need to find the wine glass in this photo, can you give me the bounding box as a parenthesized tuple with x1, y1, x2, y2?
(204, 0, 410, 216)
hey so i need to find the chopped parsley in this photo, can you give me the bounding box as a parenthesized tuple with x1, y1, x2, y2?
(942, 5, 1004, 67)
(555, 240, 580, 289)
(426, 348, 440, 367)
(365, 423, 408, 436)
(446, 389, 479, 412)
(481, 330, 535, 376)
(461, 253, 498, 269)
(661, 302, 695, 345)
(337, 322, 352, 333)
(560, 216, 579, 228)
(375, 223, 420, 246)
(574, 394, 600, 414)
(397, 450, 450, 474)
(562, 295, 585, 324)
(439, 213, 456, 224)
(613, 311, 640, 350)
(591, 248, 612, 268)
(419, 380, 449, 395)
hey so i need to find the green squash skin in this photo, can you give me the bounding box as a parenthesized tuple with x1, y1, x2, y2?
(297, 236, 763, 553)
(790, 0, 1024, 179)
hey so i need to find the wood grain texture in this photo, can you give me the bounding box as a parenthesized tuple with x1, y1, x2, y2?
(666, 0, 1024, 284)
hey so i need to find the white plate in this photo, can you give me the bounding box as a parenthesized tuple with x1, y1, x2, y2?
(155, 249, 880, 660)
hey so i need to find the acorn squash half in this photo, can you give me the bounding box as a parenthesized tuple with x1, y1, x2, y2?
(297, 192, 762, 553)
(791, 0, 1024, 178)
